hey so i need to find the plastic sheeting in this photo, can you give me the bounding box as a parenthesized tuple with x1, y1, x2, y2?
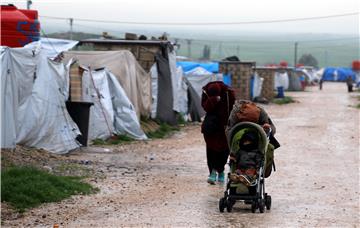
(322, 67, 356, 82)
(25, 38, 78, 58)
(251, 73, 263, 99)
(355, 72, 360, 87)
(151, 64, 188, 119)
(177, 61, 219, 73)
(274, 71, 289, 90)
(289, 71, 303, 91)
(168, 50, 181, 113)
(150, 64, 158, 119)
(185, 78, 204, 122)
(82, 70, 114, 140)
(1, 45, 81, 153)
(185, 67, 222, 98)
(1, 47, 18, 148)
(81, 69, 147, 140)
(155, 53, 177, 125)
(176, 67, 188, 116)
(64, 51, 151, 119)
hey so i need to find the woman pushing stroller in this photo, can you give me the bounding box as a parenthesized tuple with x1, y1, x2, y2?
(218, 99, 280, 213)
(226, 100, 280, 185)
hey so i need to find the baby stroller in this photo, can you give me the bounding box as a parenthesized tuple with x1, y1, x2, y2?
(219, 122, 272, 213)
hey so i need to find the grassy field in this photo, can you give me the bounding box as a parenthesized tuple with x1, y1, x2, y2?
(46, 30, 359, 68)
(1, 167, 98, 212)
(175, 38, 359, 67)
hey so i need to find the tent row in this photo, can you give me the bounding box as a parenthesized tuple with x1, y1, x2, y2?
(3, 38, 358, 154)
(0, 43, 151, 153)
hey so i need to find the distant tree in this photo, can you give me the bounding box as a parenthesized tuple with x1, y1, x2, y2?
(298, 54, 318, 67)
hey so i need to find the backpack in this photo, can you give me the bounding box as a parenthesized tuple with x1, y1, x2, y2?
(232, 101, 261, 124)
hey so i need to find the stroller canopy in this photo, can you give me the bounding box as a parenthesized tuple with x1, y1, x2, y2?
(227, 122, 268, 155)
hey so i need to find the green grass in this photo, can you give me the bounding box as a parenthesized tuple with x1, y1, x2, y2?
(272, 96, 296, 105)
(1, 167, 98, 212)
(356, 104, 360, 109)
(92, 134, 134, 145)
(93, 121, 181, 144)
(147, 123, 179, 139)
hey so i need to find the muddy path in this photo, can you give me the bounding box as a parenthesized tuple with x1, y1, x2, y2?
(3, 83, 359, 227)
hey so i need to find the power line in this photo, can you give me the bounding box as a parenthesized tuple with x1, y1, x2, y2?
(174, 36, 359, 44)
(40, 12, 359, 26)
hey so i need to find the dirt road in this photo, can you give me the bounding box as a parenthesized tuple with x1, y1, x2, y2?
(3, 83, 359, 227)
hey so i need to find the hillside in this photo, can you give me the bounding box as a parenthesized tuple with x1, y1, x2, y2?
(47, 31, 358, 67)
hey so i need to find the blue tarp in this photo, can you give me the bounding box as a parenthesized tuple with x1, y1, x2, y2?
(177, 61, 219, 73)
(223, 74, 231, 86)
(322, 67, 356, 81)
(177, 61, 232, 86)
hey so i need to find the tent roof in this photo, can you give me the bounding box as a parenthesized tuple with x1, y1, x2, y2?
(177, 61, 219, 73)
(322, 67, 356, 81)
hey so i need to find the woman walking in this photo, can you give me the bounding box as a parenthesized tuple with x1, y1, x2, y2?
(201, 81, 235, 184)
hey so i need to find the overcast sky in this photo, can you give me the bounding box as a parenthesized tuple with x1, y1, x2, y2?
(4, 0, 360, 36)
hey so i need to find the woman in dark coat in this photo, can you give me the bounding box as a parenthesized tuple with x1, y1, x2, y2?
(201, 81, 235, 184)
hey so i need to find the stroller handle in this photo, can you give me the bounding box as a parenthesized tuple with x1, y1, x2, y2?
(266, 128, 272, 138)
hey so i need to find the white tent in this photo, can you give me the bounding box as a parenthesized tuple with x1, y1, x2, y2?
(184, 66, 222, 97)
(81, 68, 147, 140)
(1, 44, 80, 153)
(274, 71, 289, 90)
(252, 72, 264, 99)
(1, 43, 147, 153)
(25, 37, 78, 58)
(64, 51, 151, 119)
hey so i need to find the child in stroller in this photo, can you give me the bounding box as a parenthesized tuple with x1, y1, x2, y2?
(219, 121, 273, 213)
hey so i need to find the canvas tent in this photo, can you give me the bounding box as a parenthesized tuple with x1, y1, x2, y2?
(176, 61, 219, 73)
(25, 37, 78, 58)
(274, 71, 289, 90)
(184, 67, 222, 97)
(290, 70, 304, 91)
(175, 64, 223, 121)
(64, 51, 151, 119)
(1, 43, 147, 153)
(250, 72, 264, 100)
(1, 44, 80, 153)
(322, 67, 356, 82)
(77, 39, 178, 126)
(80, 68, 147, 140)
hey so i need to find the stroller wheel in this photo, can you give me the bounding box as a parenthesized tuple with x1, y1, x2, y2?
(265, 195, 272, 210)
(259, 199, 265, 213)
(251, 201, 257, 213)
(219, 198, 226, 213)
(226, 199, 234, 212)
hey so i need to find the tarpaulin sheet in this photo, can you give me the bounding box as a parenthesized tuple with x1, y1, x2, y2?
(82, 69, 147, 140)
(155, 53, 177, 125)
(274, 71, 289, 90)
(322, 67, 356, 82)
(64, 51, 151, 119)
(175, 67, 188, 115)
(251, 73, 263, 99)
(150, 64, 158, 119)
(185, 77, 204, 122)
(25, 38, 78, 58)
(184, 67, 223, 98)
(1, 45, 80, 153)
(168, 50, 181, 113)
(289, 71, 303, 91)
(177, 61, 219, 73)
